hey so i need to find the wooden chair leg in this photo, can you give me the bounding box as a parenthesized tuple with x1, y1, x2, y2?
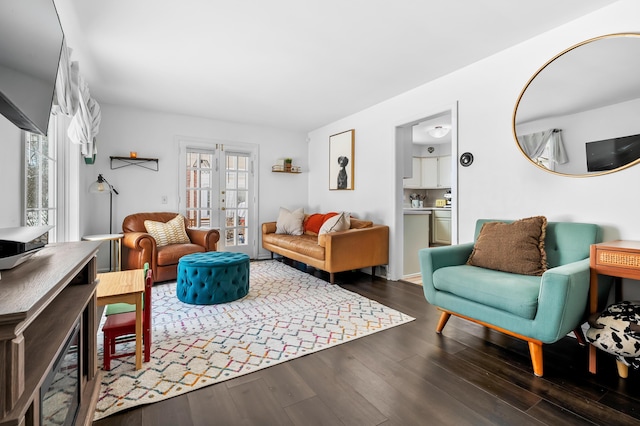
(436, 312, 451, 333)
(104, 333, 111, 371)
(528, 341, 543, 377)
(616, 360, 629, 379)
(144, 329, 151, 363)
(573, 326, 587, 347)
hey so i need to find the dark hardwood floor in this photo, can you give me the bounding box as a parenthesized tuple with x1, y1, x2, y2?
(95, 260, 640, 426)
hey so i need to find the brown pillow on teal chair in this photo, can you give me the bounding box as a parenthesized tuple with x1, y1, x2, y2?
(467, 216, 548, 276)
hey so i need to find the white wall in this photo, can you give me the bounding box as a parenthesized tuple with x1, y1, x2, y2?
(81, 105, 308, 265)
(307, 0, 640, 284)
(0, 115, 23, 227)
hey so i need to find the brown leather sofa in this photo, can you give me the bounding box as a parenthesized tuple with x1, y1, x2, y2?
(262, 218, 389, 283)
(122, 212, 220, 282)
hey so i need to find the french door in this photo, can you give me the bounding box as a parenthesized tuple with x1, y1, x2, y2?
(178, 140, 258, 257)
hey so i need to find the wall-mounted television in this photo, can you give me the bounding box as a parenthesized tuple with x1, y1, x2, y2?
(0, 0, 64, 136)
(585, 133, 640, 172)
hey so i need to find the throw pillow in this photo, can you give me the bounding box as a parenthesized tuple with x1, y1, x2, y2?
(144, 214, 191, 247)
(304, 212, 338, 235)
(317, 212, 351, 247)
(275, 207, 305, 235)
(467, 216, 548, 276)
(319, 211, 351, 235)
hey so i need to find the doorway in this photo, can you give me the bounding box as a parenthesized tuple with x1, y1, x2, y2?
(394, 103, 458, 282)
(178, 139, 259, 258)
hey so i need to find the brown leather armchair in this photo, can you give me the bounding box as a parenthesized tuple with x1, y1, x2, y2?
(121, 212, 220, 282)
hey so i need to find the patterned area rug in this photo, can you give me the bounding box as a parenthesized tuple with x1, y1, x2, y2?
(94, 260, 414, 420)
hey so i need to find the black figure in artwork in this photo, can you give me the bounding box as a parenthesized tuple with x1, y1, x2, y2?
(337, 156, 349, 189)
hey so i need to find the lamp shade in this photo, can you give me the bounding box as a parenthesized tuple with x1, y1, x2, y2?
(89, 174, 118, 194)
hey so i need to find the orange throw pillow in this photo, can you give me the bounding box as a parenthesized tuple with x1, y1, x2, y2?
(304, 212, 338, 235)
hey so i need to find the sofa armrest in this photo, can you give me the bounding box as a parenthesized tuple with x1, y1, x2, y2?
(535, 258, 591, 342)
(323, 225, 389, 272)
(186, 228, 220, 251)
(122, 231, 157, 271)
(262, 222, 277, 234)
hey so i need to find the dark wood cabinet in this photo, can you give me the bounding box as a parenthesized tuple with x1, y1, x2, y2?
(0, 241, 101, 426)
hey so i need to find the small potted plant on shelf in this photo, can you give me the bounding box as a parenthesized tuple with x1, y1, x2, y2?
(284, 158, 292, 172)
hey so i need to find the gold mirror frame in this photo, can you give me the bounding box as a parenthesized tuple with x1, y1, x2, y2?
(512, 33, 640, 177)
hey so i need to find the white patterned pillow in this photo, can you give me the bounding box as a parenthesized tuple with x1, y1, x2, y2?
(144, 214, 191, 247)
(317, 212, 351, 247)
(319, 211, 350, 235)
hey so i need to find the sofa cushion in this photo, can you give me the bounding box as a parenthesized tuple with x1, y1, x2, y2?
(433, 265, 541, 319)
(144, 214, 191, 247)
(276, 207, 305, 235)
(262, 233, 325, 260)
(156, 243, 205, 266)
(467, 216, 547, 276)
(350, 218, 373, 229)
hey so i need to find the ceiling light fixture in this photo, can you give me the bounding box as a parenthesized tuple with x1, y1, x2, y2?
(427, 125, 451, 138)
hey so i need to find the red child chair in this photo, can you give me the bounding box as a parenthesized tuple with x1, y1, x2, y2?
(102, 267, 153, 370)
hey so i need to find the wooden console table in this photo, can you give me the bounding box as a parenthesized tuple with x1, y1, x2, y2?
(0, 241, 101, 426)
(589, 240, 640, 375)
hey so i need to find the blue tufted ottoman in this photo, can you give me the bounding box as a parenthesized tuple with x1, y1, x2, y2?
(177, 252, 250, 304)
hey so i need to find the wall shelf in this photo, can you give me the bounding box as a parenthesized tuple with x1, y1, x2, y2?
(110, 156, 159, 171)
(272, 165, 301, 173)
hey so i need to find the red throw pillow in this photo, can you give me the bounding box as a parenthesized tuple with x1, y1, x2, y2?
(304, 212, 338, 235)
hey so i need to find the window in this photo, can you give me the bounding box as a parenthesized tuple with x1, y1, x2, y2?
(25, 130, 57, 241)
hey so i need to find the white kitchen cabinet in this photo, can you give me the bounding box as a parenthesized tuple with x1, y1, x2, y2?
(438, 155, 452, 187)
(404, 212, 430, 275)
(403, 157, 422, 188)
(420, 157, 438, 188)
(403, 156, 450, 189)
(432, 210, 452, 245)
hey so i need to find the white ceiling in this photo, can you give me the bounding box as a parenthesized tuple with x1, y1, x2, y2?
(53, 0, 618, 133)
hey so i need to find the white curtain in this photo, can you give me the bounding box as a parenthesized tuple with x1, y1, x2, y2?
(52, 38, 79, 117)
(67, 76, 101, 160)
(518, 129, 568, 164)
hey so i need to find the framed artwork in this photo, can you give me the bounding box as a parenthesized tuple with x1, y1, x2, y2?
(329, 129, 355, 190)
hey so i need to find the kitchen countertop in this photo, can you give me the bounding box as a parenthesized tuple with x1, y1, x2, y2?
(403, 207, 451, 214)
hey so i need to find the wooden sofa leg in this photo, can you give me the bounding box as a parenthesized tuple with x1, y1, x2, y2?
(436, 312, 451, 333)
(528, 341, 544, 377)
(330, 273, 335, 284)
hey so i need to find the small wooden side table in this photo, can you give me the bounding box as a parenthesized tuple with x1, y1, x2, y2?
(82, 233, 124, 271)
(96, 269, 145, 370)
(589, 240, 640, 374)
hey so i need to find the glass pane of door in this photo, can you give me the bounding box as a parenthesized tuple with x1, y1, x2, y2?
(223, 151, 250, 252)
(185, 150, 216, 228)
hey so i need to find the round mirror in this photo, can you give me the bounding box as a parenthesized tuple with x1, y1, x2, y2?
(513, 33, 640, 177)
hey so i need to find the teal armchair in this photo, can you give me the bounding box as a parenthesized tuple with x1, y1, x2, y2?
(420, 219, 610, 377)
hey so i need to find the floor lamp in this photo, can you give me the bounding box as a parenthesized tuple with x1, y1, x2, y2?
(89, 174, 119, 268)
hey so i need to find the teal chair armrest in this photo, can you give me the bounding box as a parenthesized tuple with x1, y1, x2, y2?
(535, 258, 591, 342)
(420, 242, 474, 303)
